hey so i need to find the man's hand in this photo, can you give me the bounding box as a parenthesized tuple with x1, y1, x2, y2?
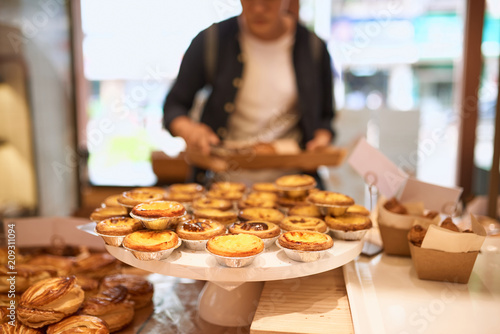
(170, 116, 220, 156)
(305, 129, 332, 152)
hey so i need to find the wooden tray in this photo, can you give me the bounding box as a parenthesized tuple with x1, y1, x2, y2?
(182, 146, 347, 172)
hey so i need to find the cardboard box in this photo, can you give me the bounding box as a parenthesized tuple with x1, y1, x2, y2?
(378, 224, 411, 256)
(409, 243, 479, 284)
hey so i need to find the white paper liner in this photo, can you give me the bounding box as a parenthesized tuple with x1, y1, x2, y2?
(94, 227, 127, 247)
(123, 239, 182, 261)
(377, 196, 439, 229)
(275, 239, 333, 262)
(205, 246, 263, 268)
(130, 211, 187, 230)
(329, 228, 368, 241)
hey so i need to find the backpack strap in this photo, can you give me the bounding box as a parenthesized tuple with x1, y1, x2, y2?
(204, 23, 218, 86)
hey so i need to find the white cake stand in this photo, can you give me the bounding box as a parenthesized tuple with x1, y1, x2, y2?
(79, 223, 363, 327)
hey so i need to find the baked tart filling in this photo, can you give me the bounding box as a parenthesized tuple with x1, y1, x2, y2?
(280, 216, 328, 233)
(176, 219, 226, 240)
(239, 207, 285, 224)
(123, 230, 179, 252)
(278, 231, 333, 251)
(307, 190, 355, 206)
(229, 221, 281, 239)
(96, 217, 143, 236)
(275, 174, 316, 189)
(207, 234, 264, 257)
(131, 201, 185, 219)
(325, 213, 372, 231)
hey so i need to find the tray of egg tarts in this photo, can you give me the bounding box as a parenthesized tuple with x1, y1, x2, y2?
(89, 176, 372, 268)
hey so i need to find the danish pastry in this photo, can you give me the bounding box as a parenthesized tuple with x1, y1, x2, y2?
(278, 231, 333, 251)
(238, 207, 285, 224)
(1, 322, 44, 333)
(228, 221, 281, 239)
(79, 286, 134, 333)
(131, 201, 185, 219)
(207, 234, 264, 257)
(46, 315, 109, 334)
(100, 274, 154, 309)
(95, 217, 143, 236)
(17, 276, 85, 328)
(26, 254, 75, 276)
(176, 219, 226, 240)
(123, 230, 179, 252)
(280, 216, 328, 233)
(0, 264, 54, 294)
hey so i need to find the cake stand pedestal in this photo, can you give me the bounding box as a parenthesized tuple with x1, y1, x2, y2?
(80, 222, 363, 327)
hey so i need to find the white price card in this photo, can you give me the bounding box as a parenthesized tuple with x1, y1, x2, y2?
(348, 138, 408, 198)
(399, 178, 463, 214)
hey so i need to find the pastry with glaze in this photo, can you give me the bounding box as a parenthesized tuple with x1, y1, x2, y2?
(100, 274, 154, 309)
(72, 253, 120, 279)
(46, 315, 109, 334)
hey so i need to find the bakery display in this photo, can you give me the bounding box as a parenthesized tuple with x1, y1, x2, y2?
(238, 207, 285, 224)
(193, 208, 238, 225)
(131, 200, 185, 219)
(229, 221, 281, 239)
(17, 276, 85, 328)
(280, 216, 328, 233)
(90, 207, 128, 222)
(207, 234, 264, 257)
(176, 219, 226, 241)
(46, 315, 110, 334)
(192, 197, 233, 211)
(79, 286, 135, 333)
(100, 274, 154, 309)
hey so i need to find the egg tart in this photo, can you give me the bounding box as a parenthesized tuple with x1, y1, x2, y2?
(277, 196, 308, 208)
(131, 201, 185, 219)
(307, 190, 355, 207)
(275, 174, 316, 190)
(246, 191, 279, 202)
(117, 189, 165, 208)
(251, 182, 279, 193)
(123, 230, 179, 252)
(101, 194, 122, 208)
(100, 274, 154, 309)
(193, 208, 238, 225)
(89, 207, 128, 222)
(176, 219, 226, 240)
(239, 207, 285, 224)
(168, 183, 205, 194)
(96, 217, 143, 236)
(278, 231, 333, 251)
(207, 234, 264, 257)
(228, 221, 281, 239)
(237, 198, 277, 210)
(46, 315, 109, 334)
(164, 191, 202, 203)
(17, 276, 85, 328)
(210, 181, 246, 193)
(135, 186, 167, 196)
(288, 204, 323, 218)
(280, 216, 328, 233)
(206, 189, 244, 201)
(325, 213, 372, 231)
(192, 197, 233, 211)
(346, 204, 370, 216)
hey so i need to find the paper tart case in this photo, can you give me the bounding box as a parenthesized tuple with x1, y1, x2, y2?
(275, 239, 332, 262)
(130, 211, 187, 230)
(329, 228, 368, 241)
(205, 245, 263, 268)
(123, 238, 182, 261)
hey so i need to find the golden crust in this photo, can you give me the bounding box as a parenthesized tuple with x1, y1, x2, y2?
(346, 204, 370, 216)
(277, 196, 308, 208)
(206, 189, 244, 201)
(192, 197, 233, 211)
(239, 207, 285, 224)
(176, 219, 226, 240)
(168, 183, 205, 194)
(210, 182, 246, 192)
(100, 274, 154, 309)
(278, 231, 333, 251)
(26, 255, 75, 276)
(1, 322, 44, 333)
(440, 217, 460, 232)
(207, 234, 264, 257)
(288, 204, 323, 218)
(307, 191, 355, 206)
(46, 315, 110, 334)
(228, 221, 281, 239)
(251, 182, 279, 193)
(18, 276, 84, 328)
(280, 216, 328, 233)
(275, 174, 316, 189)
(95, 217, 143, 236)
(164, 191, 202, 202)
(117, 190, 165, 207)
(80, 286, 134, 333)
(102, 194, 122, 208)
(131, 201, 185, 219)
(193, 209, 238, 225)
(90, 207, 128, 222)
(72, 253, 120, 279)
(325, 213, 372, 231)
(0, 264, 55, 294)
(123, 230, 179, 252)
(247, 191, 279, 202)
